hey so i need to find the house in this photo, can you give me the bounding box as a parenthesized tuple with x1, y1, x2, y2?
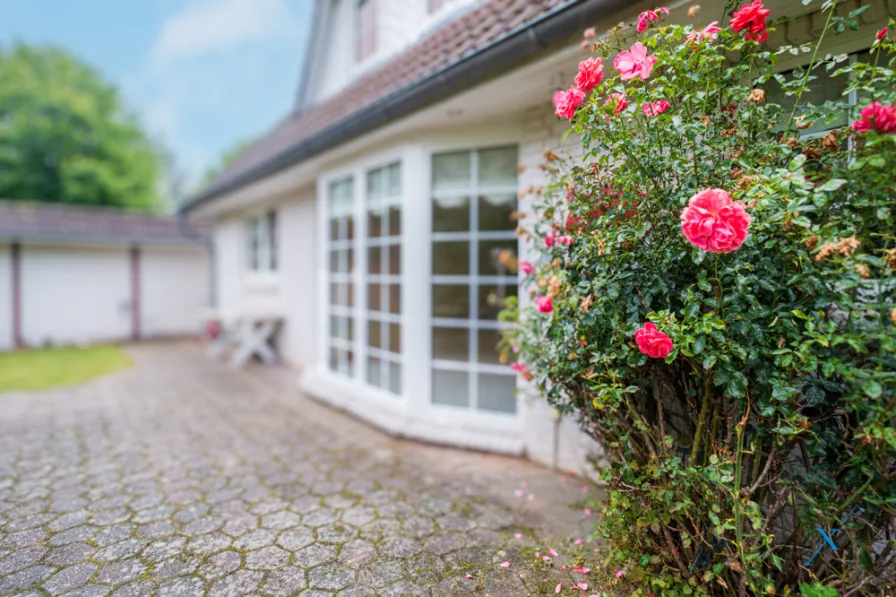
(0, 200, 210, 350)
(182, 0, 893, 473)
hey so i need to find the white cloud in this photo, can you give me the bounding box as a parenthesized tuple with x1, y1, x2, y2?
(150, 0, 298, 66)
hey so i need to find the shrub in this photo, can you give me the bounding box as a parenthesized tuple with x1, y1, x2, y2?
(505, 2, 896, 594)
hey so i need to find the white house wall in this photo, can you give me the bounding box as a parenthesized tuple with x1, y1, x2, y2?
(20, 245, 131, 347)
(213, 189, 317, 367)
(141, 247, 210, 338)
(0, 245, 11, 351)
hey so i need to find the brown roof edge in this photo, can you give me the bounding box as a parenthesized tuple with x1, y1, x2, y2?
(182, 0, 629, 213)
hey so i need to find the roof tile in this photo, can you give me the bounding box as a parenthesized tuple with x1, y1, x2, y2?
(204, 0, 570, 196)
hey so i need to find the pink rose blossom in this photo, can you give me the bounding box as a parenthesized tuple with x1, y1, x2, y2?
(729, 0, 770, 42)
(686, 21, 722, 46)
(556, 234, 573, 245)
(519, 260, 535, 275)
(604, 93, 630, 117)
(636, 7, 669, 32)
(615, 569, 627, 578)
(637, 10, 658, 32)
(877, 27, 888, 41)
(535, 296, 553, 314)
(642, 100, 671, 116)
(635, 322, 674, 359)
(614, 42, 657, 80)
(681, 188, 751, 252)
(554, 86, 586, 119)
(851, 102, 896, 134)
(688, 4, 701, 17)
(574, 57, 604, 93)
(510, 362, 533, 381)
(583, 27, 596, 39)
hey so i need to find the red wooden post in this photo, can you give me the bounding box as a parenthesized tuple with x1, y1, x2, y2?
(11, 241, 22, 349)
(130, 245, 141, 342)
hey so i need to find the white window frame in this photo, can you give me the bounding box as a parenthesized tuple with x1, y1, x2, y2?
(427, 145, 520, 416)
(363, 162, 403, 394)
(326, 177, 356, 377)
(245, 209, 277, 275)
(311, 131, 526, 449)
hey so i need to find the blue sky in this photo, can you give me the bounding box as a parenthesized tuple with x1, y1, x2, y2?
(0, 0, 314, 190)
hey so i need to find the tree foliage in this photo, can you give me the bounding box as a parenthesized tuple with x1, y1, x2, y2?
(505, 2, 895, 595)
(0, 43, 161, 210)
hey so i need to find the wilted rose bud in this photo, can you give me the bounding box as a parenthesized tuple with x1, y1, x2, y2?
(688, 4, 700, 17)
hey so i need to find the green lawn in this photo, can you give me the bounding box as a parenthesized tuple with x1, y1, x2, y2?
(0, 345, 132, 392)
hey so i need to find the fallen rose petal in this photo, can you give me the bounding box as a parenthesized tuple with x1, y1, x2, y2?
(578, 582, 589, 590)
(543, 556, 552, 562)
(584, 508, 592, 516)
(465, 574, 473, 579)
(527, 493, 535, 501)
(574, 537, 584, 545)
(500, 561, 511, 568)
(514, 533, 523, 539)
(549, 547, 559, 557)
(514, 489, 525, 498)
(556, 584, 562, 594)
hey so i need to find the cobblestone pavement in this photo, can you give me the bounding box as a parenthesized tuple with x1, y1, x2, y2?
(0, 344, 601, 597)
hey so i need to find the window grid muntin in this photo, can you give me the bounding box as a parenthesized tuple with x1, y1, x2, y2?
(365, 162, 402, 394)
(430, 147, 518, 413)
(246, 211, 277, 272)
(328, 177, 355, 377)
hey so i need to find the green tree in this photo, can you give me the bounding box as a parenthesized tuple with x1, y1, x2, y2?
(0, 43, 161, 211)
(201, 137, 255, 186)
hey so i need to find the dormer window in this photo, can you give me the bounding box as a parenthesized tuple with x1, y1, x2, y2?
(357, 0, 377, 62)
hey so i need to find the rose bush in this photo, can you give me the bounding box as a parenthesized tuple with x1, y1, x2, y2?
(504, 1, 896, 595)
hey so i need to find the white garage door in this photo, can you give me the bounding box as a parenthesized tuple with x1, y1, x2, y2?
(20, 245, 131, 347)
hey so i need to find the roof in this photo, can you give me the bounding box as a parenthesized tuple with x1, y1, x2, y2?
(0, 200, 212, 246)
(193, 0, 577, 207)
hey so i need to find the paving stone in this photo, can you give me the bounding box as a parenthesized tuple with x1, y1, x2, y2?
(45, 543, 96, 566)
(108, 580, 155, 597)
(150, 555, 199, 580)
(94, 525, 136, 547)
(245, 546, 289, 570)
(43, 562, 98, 595)
(0, 528, 48, 549)
(0, 345, 594, 596)
(158, 576, 205, 597)
(293, 544, 337, 568)
(59, 584, 113, 597)
(94, 539, 148, 562)
(423, 532, 466, 555)
(233, 529, 277, 551)
(0, 546, 47, 575)
(209, 570, 264, 597)
(308, 564, 356, 590)
(186, 532, 231, 555)
(183, 516, 223, 535)
(135, 521, 176, 539)
(0, 565, 56, 593)
(260, 566, 307, 596)
(275, 527, 314, 552)
(95, 559, 146, 584)
(364, 560, 405, 587)
(48, 526, 98, 546)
